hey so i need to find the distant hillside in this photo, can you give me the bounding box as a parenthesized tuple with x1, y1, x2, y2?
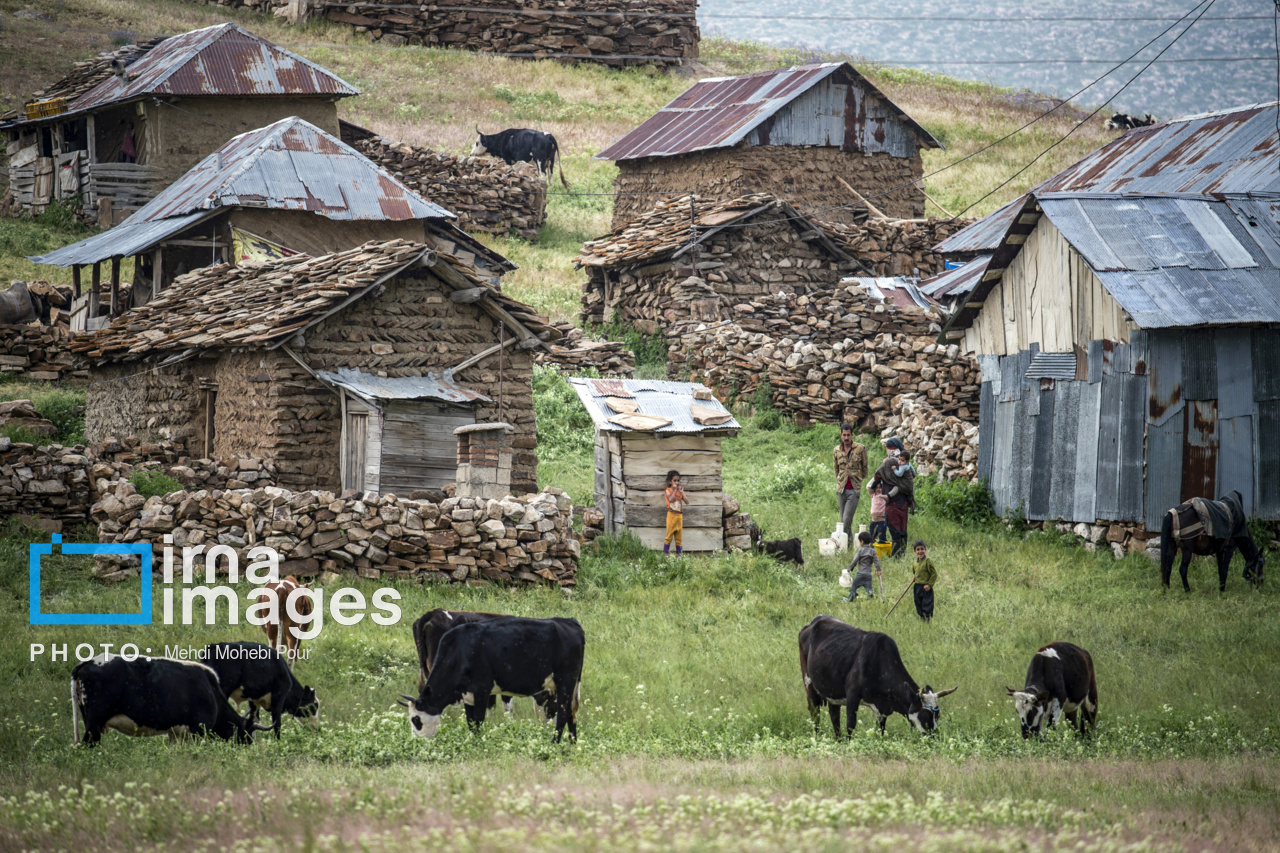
(0, 0, 1118, 320)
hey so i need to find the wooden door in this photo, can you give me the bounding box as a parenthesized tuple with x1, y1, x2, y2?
(378, 401, 474, 494)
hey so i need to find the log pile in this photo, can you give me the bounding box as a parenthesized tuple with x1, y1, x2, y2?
(91, 483, 580, 586)
(824, 216, 974, 279)
(353, 138, 547, 241)
(0, 437, 96, 523)
(534, 323, 635, 377)
(0, 323, 84, 382)
(886, 394, 979, 482)
(669, 287, 980, 433)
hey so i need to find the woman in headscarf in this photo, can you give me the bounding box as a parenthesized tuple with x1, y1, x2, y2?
(872, 437, 914, 558)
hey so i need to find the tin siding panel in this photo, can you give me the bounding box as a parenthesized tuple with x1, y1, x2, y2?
(1181, 330, 1218, 400)
(1216, 330, 1254, 419)
(1074, 381, 1102, 521)
(1252, 329, 1280, 401)
(1095, 374, 1122, 520)
(1000, 354, 1021, 403)
(1118, 373, 1147, 521)
(1088, 340, 1104, 384)
(978, 381, 995, 484)
(992, 399, 1016, 514)
(1255, 400, 1280, 518)
(1218, 415, 1254, 516)
(1181, 399, 1218, 502)
(1129, 329, 1149, 375)
(1145, 417, 1185, 530)
(1048, 381, 1079, 520)
(1147, 332, 1184, 426)
(1029, 386, 1056, 520)
(1009, 396, 1035, 518)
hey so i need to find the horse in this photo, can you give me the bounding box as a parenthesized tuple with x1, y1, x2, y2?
(1159, 490, 1264, 592)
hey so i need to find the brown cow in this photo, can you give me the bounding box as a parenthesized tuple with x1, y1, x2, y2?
(256, 576, 315, 666)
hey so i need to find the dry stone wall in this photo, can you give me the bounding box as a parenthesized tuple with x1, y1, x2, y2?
(193, 0, 698, 66)
(353, 138, 547, 241)
(612, 147, 923, 229)
(92, 482, 579, 586)
(886, 394, 979, 482)
(670, 287, 980, 432)
(0, 324, 84, 383)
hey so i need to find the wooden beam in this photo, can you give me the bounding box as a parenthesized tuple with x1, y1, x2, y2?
(132, 255, 142, 302)
(109, 256, 120, 316)
(152, 247, 162, 299)
(451, 337, 517, 374)
(158, 239, 227, 249)
(837, 176, 888, 219)
(448, 287, 487, 304)
(71, 265, 81, 299)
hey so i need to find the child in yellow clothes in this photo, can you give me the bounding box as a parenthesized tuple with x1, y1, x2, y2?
(664, 470, 684, 556)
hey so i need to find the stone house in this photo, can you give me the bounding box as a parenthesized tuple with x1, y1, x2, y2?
(937, 102, 1280, 530)
(576, 193, 860, 329)
(69, 239, 558, 495)
(597, 62, 940, 228)
(2, 23, 357, 219)
(33, 116, 506, 332)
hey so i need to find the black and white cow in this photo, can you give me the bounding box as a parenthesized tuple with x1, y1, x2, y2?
(70, 655, 269, 745)
(798, 615, 957, 736)
(200, 642, 319, 739)
(1006, 642, 1098, 738)
(400, 616, 585, 742)
(1104, 112, 1158, 131)
(472, 126, 570, 188)
(412, 608, 545, 718)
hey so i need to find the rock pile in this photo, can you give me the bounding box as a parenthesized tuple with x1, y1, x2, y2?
(0, 436, 95, 523)
(352, 138, 547, 241)
(670, 288, 980, 432)
(91, 483, 580, 586)
(0, 324, 83, 382)
(0, 400, 57, 437)
(534, 323, 636, 377)
(884, 394, 978, 482)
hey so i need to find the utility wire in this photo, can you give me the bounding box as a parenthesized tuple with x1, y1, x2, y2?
(952, 0, 1222, 219)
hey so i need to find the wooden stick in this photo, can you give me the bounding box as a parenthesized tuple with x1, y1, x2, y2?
(837, 176, 888, 220)
(886, 575, 916, 616)
(920, 188, 955, 218)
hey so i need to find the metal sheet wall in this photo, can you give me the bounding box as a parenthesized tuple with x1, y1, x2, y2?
(1218, 415, 1255, 516)
(1257, 400, 1280, 517)
(1028, 386, 1056, 520)
(977, 381, 995, 483)
(1047, 381, 1079, 520)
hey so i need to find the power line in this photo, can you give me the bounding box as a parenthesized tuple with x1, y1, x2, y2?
(953, 0, 1222, 219)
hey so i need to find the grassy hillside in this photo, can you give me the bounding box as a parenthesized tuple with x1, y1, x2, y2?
(0, 0, 1119, 321)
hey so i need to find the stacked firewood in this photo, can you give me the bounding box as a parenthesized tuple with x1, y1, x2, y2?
(885, 394, 979, 482)
(353, 138, 547, 241)
(534, 323, 635, 377)
(0, 322, 83, 382)
(824, 217, 973, 279)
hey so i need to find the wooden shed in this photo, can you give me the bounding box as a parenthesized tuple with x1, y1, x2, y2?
(569, 378, 739, 552)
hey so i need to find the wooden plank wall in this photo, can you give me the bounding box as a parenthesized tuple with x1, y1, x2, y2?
(595, 432, 725, 551)
(378, 401, 473, 494)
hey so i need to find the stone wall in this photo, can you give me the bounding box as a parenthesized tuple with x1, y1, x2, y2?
(193, 0, 698, 66)
(353, 138, 547, 241)
(670, 287, 980, 432)
(613, 146, 923, 229)
(0, 324, 84, 383)
(580, 219, 855, 328)
(886, 394, 978, 482)
(92, 482, 579, 586)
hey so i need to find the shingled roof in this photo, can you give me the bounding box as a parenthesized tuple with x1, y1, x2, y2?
(69, 239, 553, 363)
(575, 193, 851, 269)
(1, 37, 168, 124)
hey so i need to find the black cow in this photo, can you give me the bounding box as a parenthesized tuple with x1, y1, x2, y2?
(200, 642, 319, 739)
(472, 126, 570, 188)
(400, 616, 585, 742)
(750, 524, 804, 565)
(798, 615, 956, 736)
(1104, 112, 1158, 131)
(70, 655, 269, 746)
(412, 608, 543, 718)
(1006, 642, 1098, 738)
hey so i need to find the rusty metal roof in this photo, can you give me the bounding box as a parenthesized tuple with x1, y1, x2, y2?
(57, 23, 356, 119)
(597, 61, 939, 162)
(316, 367, 491, 405)
(1039, 102, 1280, 196)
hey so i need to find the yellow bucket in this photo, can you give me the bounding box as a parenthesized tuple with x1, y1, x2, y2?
(873, 542, 893, 560)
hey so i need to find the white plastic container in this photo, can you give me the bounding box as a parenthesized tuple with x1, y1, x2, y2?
(832, 523, 849, 552)
(819, 538, 837, 557)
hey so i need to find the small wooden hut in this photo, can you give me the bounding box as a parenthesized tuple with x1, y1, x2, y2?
(569, 378, 739, 552)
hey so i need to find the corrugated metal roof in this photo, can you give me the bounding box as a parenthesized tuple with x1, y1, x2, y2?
(63, 24, 356, 118)
(1026, 351, 1077, 380)
(568, 378, 741, 434)
(29, 210, 215, 267)
(1038, 194, 1280, 329)
(933, 197, 1026, 254)
(317, 367, 490, 404)
(841, 276, 935, 309)
(597, 62, 939, 162)
(918, 255, 991, 299)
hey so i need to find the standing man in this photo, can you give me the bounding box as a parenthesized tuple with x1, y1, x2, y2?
(834, 423, 867, 535)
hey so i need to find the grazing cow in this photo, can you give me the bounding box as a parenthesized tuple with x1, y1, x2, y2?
(750, 524, 804, 565)
(472, 126, 570, 189)
(1160, 490, 1264, 592)
(256, 576, 315, 665)
(798, 615, 956, 736)
(400, 616, 585, 742)
(70, 655, 269, 745)
(412, 608, 545, 718)
(1006, 642, 1098, 738)
(0, 280, 48, 325)
(1104, 112, 1158, 131)
(200, 641, 319, 739)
